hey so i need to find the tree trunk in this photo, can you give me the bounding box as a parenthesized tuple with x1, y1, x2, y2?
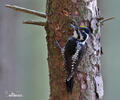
(45, 0, 104, 100)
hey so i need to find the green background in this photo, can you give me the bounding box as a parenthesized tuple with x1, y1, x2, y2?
(0, 0, 120, 100)
(99, 0, 120, 100)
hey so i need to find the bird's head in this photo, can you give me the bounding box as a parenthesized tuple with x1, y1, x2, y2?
(71, 24, 91, 42)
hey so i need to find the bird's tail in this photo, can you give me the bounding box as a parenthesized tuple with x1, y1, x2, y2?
(66, 76, 74, 94)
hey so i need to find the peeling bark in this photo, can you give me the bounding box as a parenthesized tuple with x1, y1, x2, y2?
(45, 0, 104, 100)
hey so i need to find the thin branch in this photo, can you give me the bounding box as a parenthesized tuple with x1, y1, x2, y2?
(5, 4, 46, 18)
(23, 20, 46, 26)
(97, 17, 104, 21)
(100, 16, 115, 24)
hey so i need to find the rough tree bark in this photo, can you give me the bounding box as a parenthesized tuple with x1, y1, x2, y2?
(6, 0, 105, 99)
(45, 0, 103, 100)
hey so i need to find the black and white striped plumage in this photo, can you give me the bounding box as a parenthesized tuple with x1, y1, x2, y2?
(56, 25, 90, 93)
(64, 37, 85, 93)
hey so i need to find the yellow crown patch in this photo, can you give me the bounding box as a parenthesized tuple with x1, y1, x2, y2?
(80, 25, 86, 28)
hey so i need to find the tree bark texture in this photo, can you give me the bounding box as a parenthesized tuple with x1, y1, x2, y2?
(45, 0, 104, 100)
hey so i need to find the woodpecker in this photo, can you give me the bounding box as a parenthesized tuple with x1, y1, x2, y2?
(56, 24, 90, 93)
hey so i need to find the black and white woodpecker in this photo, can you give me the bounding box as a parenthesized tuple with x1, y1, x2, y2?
(56, 24, 91, 93)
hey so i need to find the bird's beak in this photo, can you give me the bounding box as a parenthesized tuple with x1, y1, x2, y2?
(71, 24, 76, 30)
